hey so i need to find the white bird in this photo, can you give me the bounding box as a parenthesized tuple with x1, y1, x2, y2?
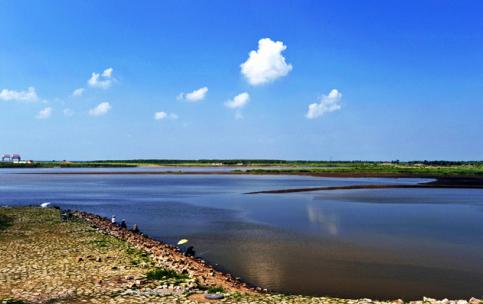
(40, 202, 51, 208)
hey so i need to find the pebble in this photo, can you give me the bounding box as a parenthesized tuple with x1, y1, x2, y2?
(469, 298, 482, 304)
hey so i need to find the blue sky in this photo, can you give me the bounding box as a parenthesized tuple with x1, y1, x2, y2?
(0, 0, 482, 161)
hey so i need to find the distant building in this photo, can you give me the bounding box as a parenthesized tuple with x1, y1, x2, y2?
(2, 153, 22, 163)
(1, 154, 11, 161)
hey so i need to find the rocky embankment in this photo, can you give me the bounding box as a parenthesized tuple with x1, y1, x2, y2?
(73, 211, 253, 293)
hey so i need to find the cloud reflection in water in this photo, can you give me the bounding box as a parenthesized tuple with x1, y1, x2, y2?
(306, 205, 339, 236)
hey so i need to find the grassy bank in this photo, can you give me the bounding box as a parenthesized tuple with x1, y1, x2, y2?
(241, 161, 483, 177)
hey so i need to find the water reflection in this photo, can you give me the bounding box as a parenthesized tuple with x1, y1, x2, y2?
(306, 205, 339, 236)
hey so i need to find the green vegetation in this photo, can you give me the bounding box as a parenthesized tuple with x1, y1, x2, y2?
(91, 235, 152, 267)
(206, 286, 225, 294)
(126, 246, 151, 267)
(1, 159, 482, 176)
(145, 267, 189, 283)
(91, 239, 110, 248)
(243, 161, 483, 176)
(229, 291, 243, 301)
(197, 283, 226, 293)
(0, 215, 13, 231)
(1, 299, 29, 304)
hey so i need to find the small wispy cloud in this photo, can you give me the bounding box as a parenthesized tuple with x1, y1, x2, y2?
(0, 87, 39, 103)
(225, 92, 250, 119)
(240, 38, 293, 86)
(63, 108, 74, 117)
(306, 89, 342, 119)
(89, 102, 111, 116)
(72, 88, 84, 97)
(225, 92, 250, 109)
(88, 68, 114, 89)
(102, 67, 113, 78)
(177, 86, 208, 102)
(37, 107, 52, 119)
(154, 111, 178, 120)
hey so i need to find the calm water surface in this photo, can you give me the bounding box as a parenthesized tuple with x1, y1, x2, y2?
(1, 168, 482, 299)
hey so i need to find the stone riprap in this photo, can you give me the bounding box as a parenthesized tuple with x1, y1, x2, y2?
(72, 210, 253, 293)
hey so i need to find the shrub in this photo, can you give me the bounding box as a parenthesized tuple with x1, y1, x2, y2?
(145, 267, 189, 281)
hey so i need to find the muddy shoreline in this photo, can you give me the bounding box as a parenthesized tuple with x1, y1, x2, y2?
(246, 177, 483, 194)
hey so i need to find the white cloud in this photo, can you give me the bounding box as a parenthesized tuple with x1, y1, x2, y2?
(37, 107, 52, 119)
(88, 67, 114, 89)
(89, 102, 111, 116)
(154, 111, 178, 120)
(0, 87, 39, 102)
(154, 111, 167, 120)
(102, 67, 113, 78)
(225, 92, 250, 109)
(177, 86, 208, 102)
(225, 92, 250, 119)
(306, 89, 342, 119)
(63, 108, 74, 117)
(72, 88, 84, 97)
(240, 38, 293, 86)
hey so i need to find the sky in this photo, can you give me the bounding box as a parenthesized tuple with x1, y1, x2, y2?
(0, 0, 482, 161)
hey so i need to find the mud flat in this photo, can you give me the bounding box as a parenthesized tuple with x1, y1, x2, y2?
(1, 207, 481, 304)
(246, 176, 483, 194)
